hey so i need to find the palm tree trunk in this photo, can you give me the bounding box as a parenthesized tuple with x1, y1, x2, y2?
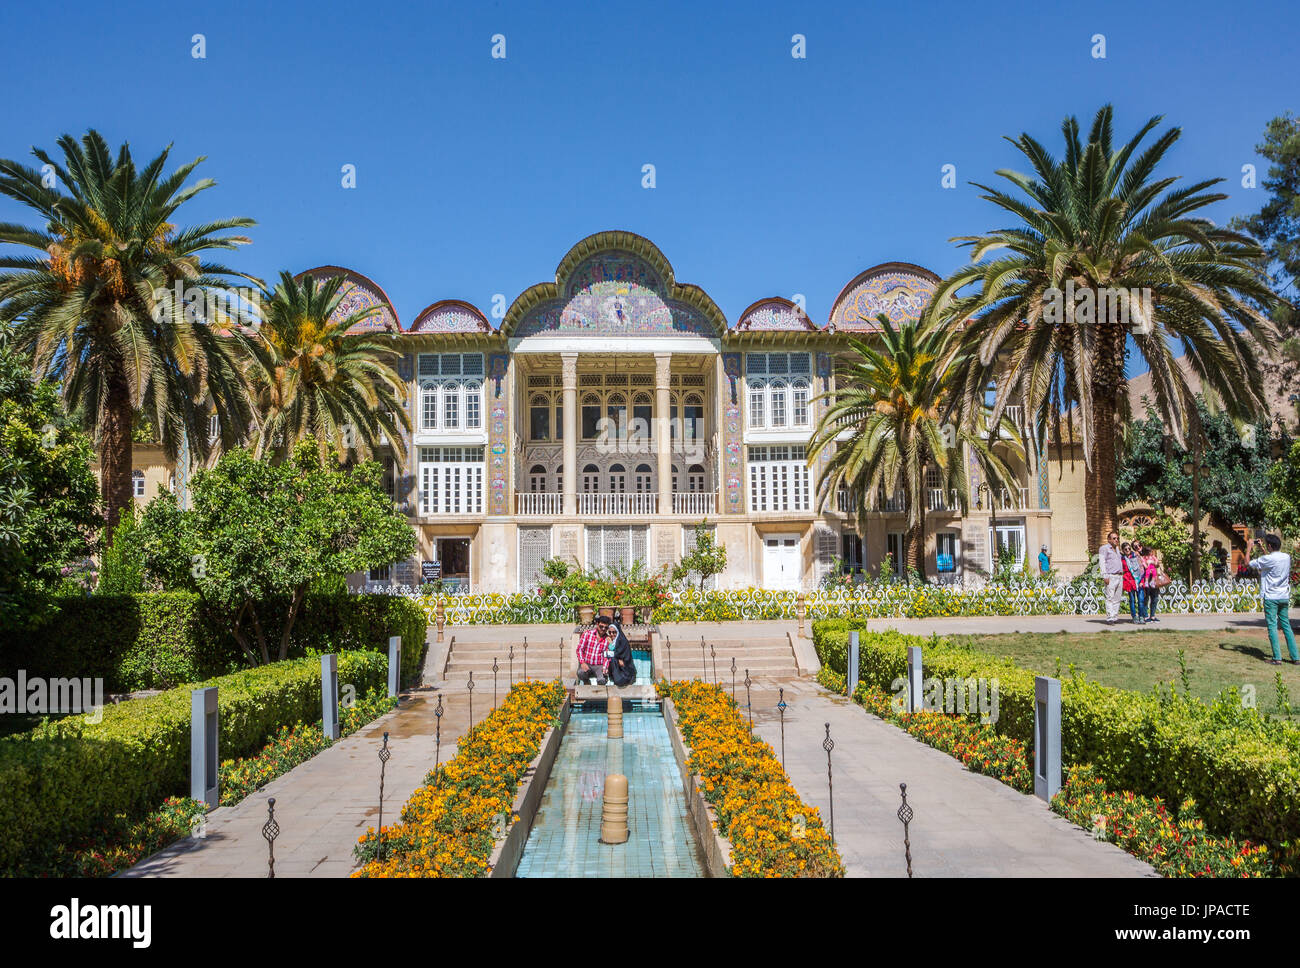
(100, 367, 134, 543)
(1087, 326, 1124, 544)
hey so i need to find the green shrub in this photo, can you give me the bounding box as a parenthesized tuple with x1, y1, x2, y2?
(0, 652, 386, 871)
(813, 621, 1300, 847)
(0, 591, 427, 692)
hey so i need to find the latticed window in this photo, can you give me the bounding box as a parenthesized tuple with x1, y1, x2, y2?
(746, 353, 812, 429)
(518, 526, 551, 593)
(417, 446, 484, 515)
(586, 526, 648, 573)
(416, 354, 484, 432)
(747, 445, 810, 512)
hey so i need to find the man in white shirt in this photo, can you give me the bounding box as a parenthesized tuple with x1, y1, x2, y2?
(1247, 534, 1297, 664)
(1099, 531, 1124, 623)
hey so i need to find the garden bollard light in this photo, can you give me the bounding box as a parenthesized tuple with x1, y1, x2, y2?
(492, 657, 499, 708)
(898, 783, 914, 877)
(599, 773, 629, 844)
(710, 643, 717, 685)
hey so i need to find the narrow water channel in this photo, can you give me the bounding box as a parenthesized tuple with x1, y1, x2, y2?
(514, 702, 707, 878)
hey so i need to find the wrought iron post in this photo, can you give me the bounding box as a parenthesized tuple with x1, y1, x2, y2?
(433, 692, 444, 780)
(699, 637, 706, 682)
(559, 638, 565, 681)
(523, 636, 529, 681)
(262, 797, 279, 878)
(897, 783, 913, 877)
(731, 656, 737, 703)
(777, 688, 787, 768)
(467, 671, 475, 734)
(745, 669, 753, 730)
(823, 722, 835, 844)
(377, 732, 391, 860)
(508, 644, 514, 685)
(710, 643, 717, 685)
(665, 636, 671, 680)
(492, 657, 499, 708)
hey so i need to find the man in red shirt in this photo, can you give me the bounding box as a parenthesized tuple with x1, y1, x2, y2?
(577, 615, 612, 685)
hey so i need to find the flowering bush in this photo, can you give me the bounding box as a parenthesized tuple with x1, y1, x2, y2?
(658, 679, 844, 878)
(1052, 765, 1273, 877)
(353, 679, 565, 877)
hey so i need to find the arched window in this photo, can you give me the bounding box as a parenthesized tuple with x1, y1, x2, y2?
(421, 383, 438, 430)
(555, 464, 564, 494)
(529, 464, 548, 493)
(581, 393, 602, 439)
(683, 393, 703, 441)
(609, 463, 627, 493)
(464, 380, 482, 429)
(631, 393, 652, 442)
(687, 463, 706, 493)
(769, 378, 788, 428)
(607, 394, 627, 441)
(582, 463, 601, 493)
(672, 464, 681, 493)
(529, 394, 551, 440)
(132, 469, 146, 498)
(791, 379, 810, 427)
(748, 382, 765, 428)
(442, 380, 461, 429)
(634, 463, 653, 493)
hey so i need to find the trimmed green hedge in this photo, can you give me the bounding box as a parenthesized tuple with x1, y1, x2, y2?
(813, 619, 1300, 847)
(0, 652, 387, 872)
(1, 592, 428, 692)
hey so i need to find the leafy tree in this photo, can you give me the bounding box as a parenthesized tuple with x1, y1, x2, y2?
(1230, 113, 1300, 335)
(1117, 399, 1284, 527)
(672, 520, 728, 591)
(137, 439, 416, 665)
(926, 105, 1281, 544)
(808, 316, 1019, 577)
(1265, 441, 1300, 538)
(238, 272, 409, 463)
(0, 321, 100, 597)
(96, 502, 145, 594)
(0, 130, 259, 539)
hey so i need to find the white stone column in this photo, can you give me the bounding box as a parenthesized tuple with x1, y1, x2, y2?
(562, 353, 578, 516)
(655, 353, 672, 514)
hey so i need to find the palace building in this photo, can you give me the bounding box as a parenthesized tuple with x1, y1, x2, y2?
(129, 231, 1101, 591)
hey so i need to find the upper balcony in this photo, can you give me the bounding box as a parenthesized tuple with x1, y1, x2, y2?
(515, 491, 718, 516)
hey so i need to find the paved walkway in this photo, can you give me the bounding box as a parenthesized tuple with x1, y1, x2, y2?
(745, 676, 1155, 877)
(123, 677, 496, 878)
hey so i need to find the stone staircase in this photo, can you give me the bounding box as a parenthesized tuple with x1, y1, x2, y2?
(654, 632, 801, 680)
(442, 633, 571, 683)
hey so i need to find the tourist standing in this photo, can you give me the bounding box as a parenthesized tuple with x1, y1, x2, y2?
(1246, 535, 1298, 665)
(1142, 544, 1166, 622)
(1100, 531, 1124, 623)
(1121, 541, 1146, 624)
(1038, 544, 1051, 576)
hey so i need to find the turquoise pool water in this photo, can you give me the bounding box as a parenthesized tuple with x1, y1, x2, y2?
(514, 706, 705, 878)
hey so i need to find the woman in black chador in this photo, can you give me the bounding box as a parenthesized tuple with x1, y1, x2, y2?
(608, 621, 637, 687)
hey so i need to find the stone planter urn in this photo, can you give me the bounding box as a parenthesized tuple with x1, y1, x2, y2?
(620, 606, 635, 626)
(579, 604, 595, 625)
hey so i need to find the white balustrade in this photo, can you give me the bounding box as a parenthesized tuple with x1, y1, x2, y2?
(672, 492, 716, 515)
(516, 492, 562, 515)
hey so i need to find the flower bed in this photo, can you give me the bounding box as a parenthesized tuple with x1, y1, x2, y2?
(819, 669, 1032, 792)
(658, 679, 844, 877)
(1051, 765, 1273, 877)
(352, 679, 565, 877)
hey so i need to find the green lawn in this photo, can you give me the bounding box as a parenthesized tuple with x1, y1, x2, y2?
(951, 627, 1300, 713)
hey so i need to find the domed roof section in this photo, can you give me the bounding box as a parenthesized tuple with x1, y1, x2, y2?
(293, 266, 400, 334)
(502, 230, 728, 339)
(409, 299, 494, 334)
(735, 297, 820, 332)
(828, 262, 940, 331)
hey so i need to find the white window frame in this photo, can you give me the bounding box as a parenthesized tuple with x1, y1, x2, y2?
(417, 446, 484, 516)
(747, 445, 811, 512)
(132, 470, 146, 498)
(746, 353, 812, 431)
(415, 354, 485, 438)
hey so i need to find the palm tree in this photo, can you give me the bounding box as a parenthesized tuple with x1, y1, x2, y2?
(239, 272, 409, 463)
(0, 131, 259, 538)
(924, 105, 1280, 543)
(808, 315, 1020, 578)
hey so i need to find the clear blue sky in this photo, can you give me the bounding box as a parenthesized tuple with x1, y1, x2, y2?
(0, 0, 1294, 362)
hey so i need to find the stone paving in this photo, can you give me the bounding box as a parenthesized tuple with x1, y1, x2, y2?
(743, 676, 1155, 878)
(123, 677, 493, 878)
